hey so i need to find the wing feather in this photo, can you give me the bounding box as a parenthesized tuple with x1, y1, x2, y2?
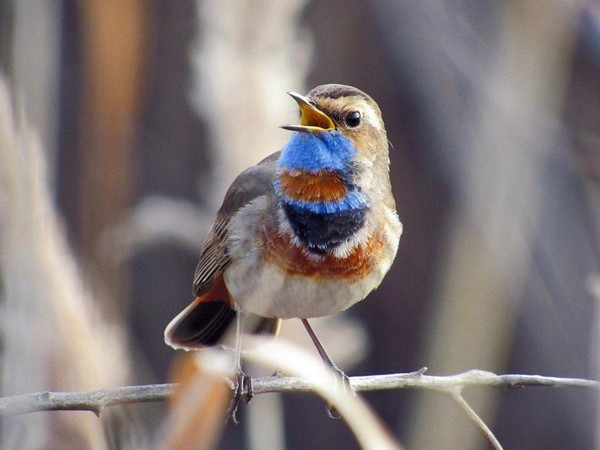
(192, 151, 280, 297)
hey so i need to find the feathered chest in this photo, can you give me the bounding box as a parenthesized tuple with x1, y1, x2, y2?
(274, 132, 368, 254)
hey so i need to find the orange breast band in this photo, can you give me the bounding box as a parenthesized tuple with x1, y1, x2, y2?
(278, 170, 348, 203)
(263, 229, 383, 280)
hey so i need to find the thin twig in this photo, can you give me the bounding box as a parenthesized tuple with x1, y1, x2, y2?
(446, 390, 503, 450)
(0, 370, 597, 417)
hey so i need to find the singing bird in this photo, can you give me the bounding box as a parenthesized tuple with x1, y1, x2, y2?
(165, 84, 402, 412)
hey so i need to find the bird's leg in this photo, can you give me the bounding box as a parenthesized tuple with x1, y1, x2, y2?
(301, 319, 353, 418)
(226, 309, 253, 423)
(301, 319, 350, 384)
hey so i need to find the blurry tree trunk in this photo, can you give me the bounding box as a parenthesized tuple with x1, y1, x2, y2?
(77, 0, 146, 310)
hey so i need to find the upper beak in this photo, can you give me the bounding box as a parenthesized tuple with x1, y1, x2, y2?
(280, 92, 336, 133)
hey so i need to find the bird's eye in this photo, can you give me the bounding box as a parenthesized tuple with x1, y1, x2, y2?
(345, 111, 361, 127)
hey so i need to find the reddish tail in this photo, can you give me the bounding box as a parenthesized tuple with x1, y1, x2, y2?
(164, 275, 235, 349)
(164, 275, 280, 350)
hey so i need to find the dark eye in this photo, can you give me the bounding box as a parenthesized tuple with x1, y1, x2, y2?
(344, 111, 361, 127)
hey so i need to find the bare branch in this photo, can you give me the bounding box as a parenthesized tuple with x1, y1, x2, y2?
(0, 369, 597, 417)
(0, 384, 177, 417)
(446, 391, 503, 450)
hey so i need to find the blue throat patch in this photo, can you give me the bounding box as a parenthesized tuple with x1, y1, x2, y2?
(276, 131, 368, 252)
(277, 131, 357, 173)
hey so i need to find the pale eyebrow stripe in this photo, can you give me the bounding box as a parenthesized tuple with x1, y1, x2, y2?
(360, 103, 381, 130)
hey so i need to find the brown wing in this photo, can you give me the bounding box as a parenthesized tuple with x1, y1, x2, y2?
(165, 152, 281, 349)
(192, 217, 230, 296)
(193, 151, 280, 297)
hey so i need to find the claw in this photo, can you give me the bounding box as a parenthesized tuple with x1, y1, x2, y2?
(325, 364, 354, 419)
(226, 371, 253, 423)
(327, 405, 342, 420)
(331, 364, 353, 393)
(244, 374, 254, 403)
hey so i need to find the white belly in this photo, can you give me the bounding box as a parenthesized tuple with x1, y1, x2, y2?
(224, 259, 386, 319)
(223, 197, 402, 319)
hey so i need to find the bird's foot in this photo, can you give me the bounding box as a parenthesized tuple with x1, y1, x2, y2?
(227, 371, 253, 424)
(326, 364, 354, 419)
(330, 364, 353, 394)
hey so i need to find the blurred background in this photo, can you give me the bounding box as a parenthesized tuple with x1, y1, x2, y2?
(1, 0, 599, 449)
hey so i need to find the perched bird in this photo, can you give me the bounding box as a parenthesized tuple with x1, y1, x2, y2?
(164, 84, 402, 416)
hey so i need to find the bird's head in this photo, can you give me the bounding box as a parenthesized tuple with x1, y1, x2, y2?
(281, 84, 388, 166)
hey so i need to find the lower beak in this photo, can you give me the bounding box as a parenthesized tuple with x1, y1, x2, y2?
(281, 92, 335, 133)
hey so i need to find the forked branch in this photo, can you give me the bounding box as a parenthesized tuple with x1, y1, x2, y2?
(0, 369, 596, 416)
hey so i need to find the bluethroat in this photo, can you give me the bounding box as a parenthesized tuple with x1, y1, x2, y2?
(165, 84, 402, 417)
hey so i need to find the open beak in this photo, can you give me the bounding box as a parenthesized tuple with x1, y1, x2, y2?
(280, 92, 335, 133)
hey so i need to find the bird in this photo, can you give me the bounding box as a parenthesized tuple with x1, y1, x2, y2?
(164, 84, 402, 418)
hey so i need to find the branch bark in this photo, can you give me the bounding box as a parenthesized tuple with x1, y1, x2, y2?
(0, 369, 597, 416)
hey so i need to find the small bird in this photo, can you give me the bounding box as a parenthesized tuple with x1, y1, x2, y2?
(164, 84, 402, 417)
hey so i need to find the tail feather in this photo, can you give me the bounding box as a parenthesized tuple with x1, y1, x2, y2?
(165, 274, 234, 349)
(165, 298, 236, 349)
(164, 274, 281, 350)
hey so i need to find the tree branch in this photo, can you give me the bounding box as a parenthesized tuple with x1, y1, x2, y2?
(0, 369, 597, 417)
(0, 384, 178, 416)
